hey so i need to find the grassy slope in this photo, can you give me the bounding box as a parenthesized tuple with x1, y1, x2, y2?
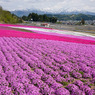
(0, 7, 22, 24)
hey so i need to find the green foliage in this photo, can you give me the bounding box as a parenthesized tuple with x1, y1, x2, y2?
(22, 13, 57, 23)
(81, 18, 85, 25)
(28, 13, 39, 21)
(49, 17, 57, 23)
(0, 6, 22, 23)
(79, 71, 84, 75)
(81, 79, 87, 83)
(60, 81, 69, 86)
(46, 13, 95, 21)
(88, 83, 94, 87)
(22, 15, 28, 21)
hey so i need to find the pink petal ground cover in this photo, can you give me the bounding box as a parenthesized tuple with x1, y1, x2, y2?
(0, 24, 95, 45)
(0, 37, 95, 95)
(26, 29, 95, 41)
(1, 23, 95, 40)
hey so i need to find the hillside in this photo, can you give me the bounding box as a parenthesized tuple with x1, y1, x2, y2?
(46, 14, 95, 21)
(0, 6, 22, 24)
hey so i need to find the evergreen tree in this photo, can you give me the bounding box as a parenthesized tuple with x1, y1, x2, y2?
(22, 15, 28, 21)
(81, 18, 85, 25)
(22, 12, 57, 23)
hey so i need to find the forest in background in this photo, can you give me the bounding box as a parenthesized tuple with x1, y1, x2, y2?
(46, 14, 95, 21)
(22, 13, 57, 23)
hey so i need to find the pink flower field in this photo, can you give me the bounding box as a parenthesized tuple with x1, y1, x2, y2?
(0, 24, 95, 45)
(0, 24, 95, 95)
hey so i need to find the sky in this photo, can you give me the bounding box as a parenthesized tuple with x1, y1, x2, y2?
(0, 0, 95, 13)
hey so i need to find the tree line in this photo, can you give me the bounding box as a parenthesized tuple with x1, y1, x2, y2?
(22, 13, 57, 23)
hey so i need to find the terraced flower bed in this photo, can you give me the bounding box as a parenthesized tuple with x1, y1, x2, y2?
(0, 25, 95, 45)
(0, 37, 95, 95)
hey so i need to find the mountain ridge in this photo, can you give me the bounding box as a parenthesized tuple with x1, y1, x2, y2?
(11, 9, 95, 17)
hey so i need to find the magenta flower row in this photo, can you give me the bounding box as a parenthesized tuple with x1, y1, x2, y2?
(0, 24, 95, 45)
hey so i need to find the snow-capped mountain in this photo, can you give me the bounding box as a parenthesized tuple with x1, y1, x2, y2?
(11, 9, 95, 17)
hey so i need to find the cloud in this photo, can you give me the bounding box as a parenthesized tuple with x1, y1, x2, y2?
(1, 0, 12, 2)
(0, 0, 95, 12)
(90, 0, 95, 1)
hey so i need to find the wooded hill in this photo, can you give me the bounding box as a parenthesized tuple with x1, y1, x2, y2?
(46, 14, 95, 21)
(0, 6, 22, 24)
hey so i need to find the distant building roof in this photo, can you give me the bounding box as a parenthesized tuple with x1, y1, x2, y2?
(41, 23, 50, 27)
